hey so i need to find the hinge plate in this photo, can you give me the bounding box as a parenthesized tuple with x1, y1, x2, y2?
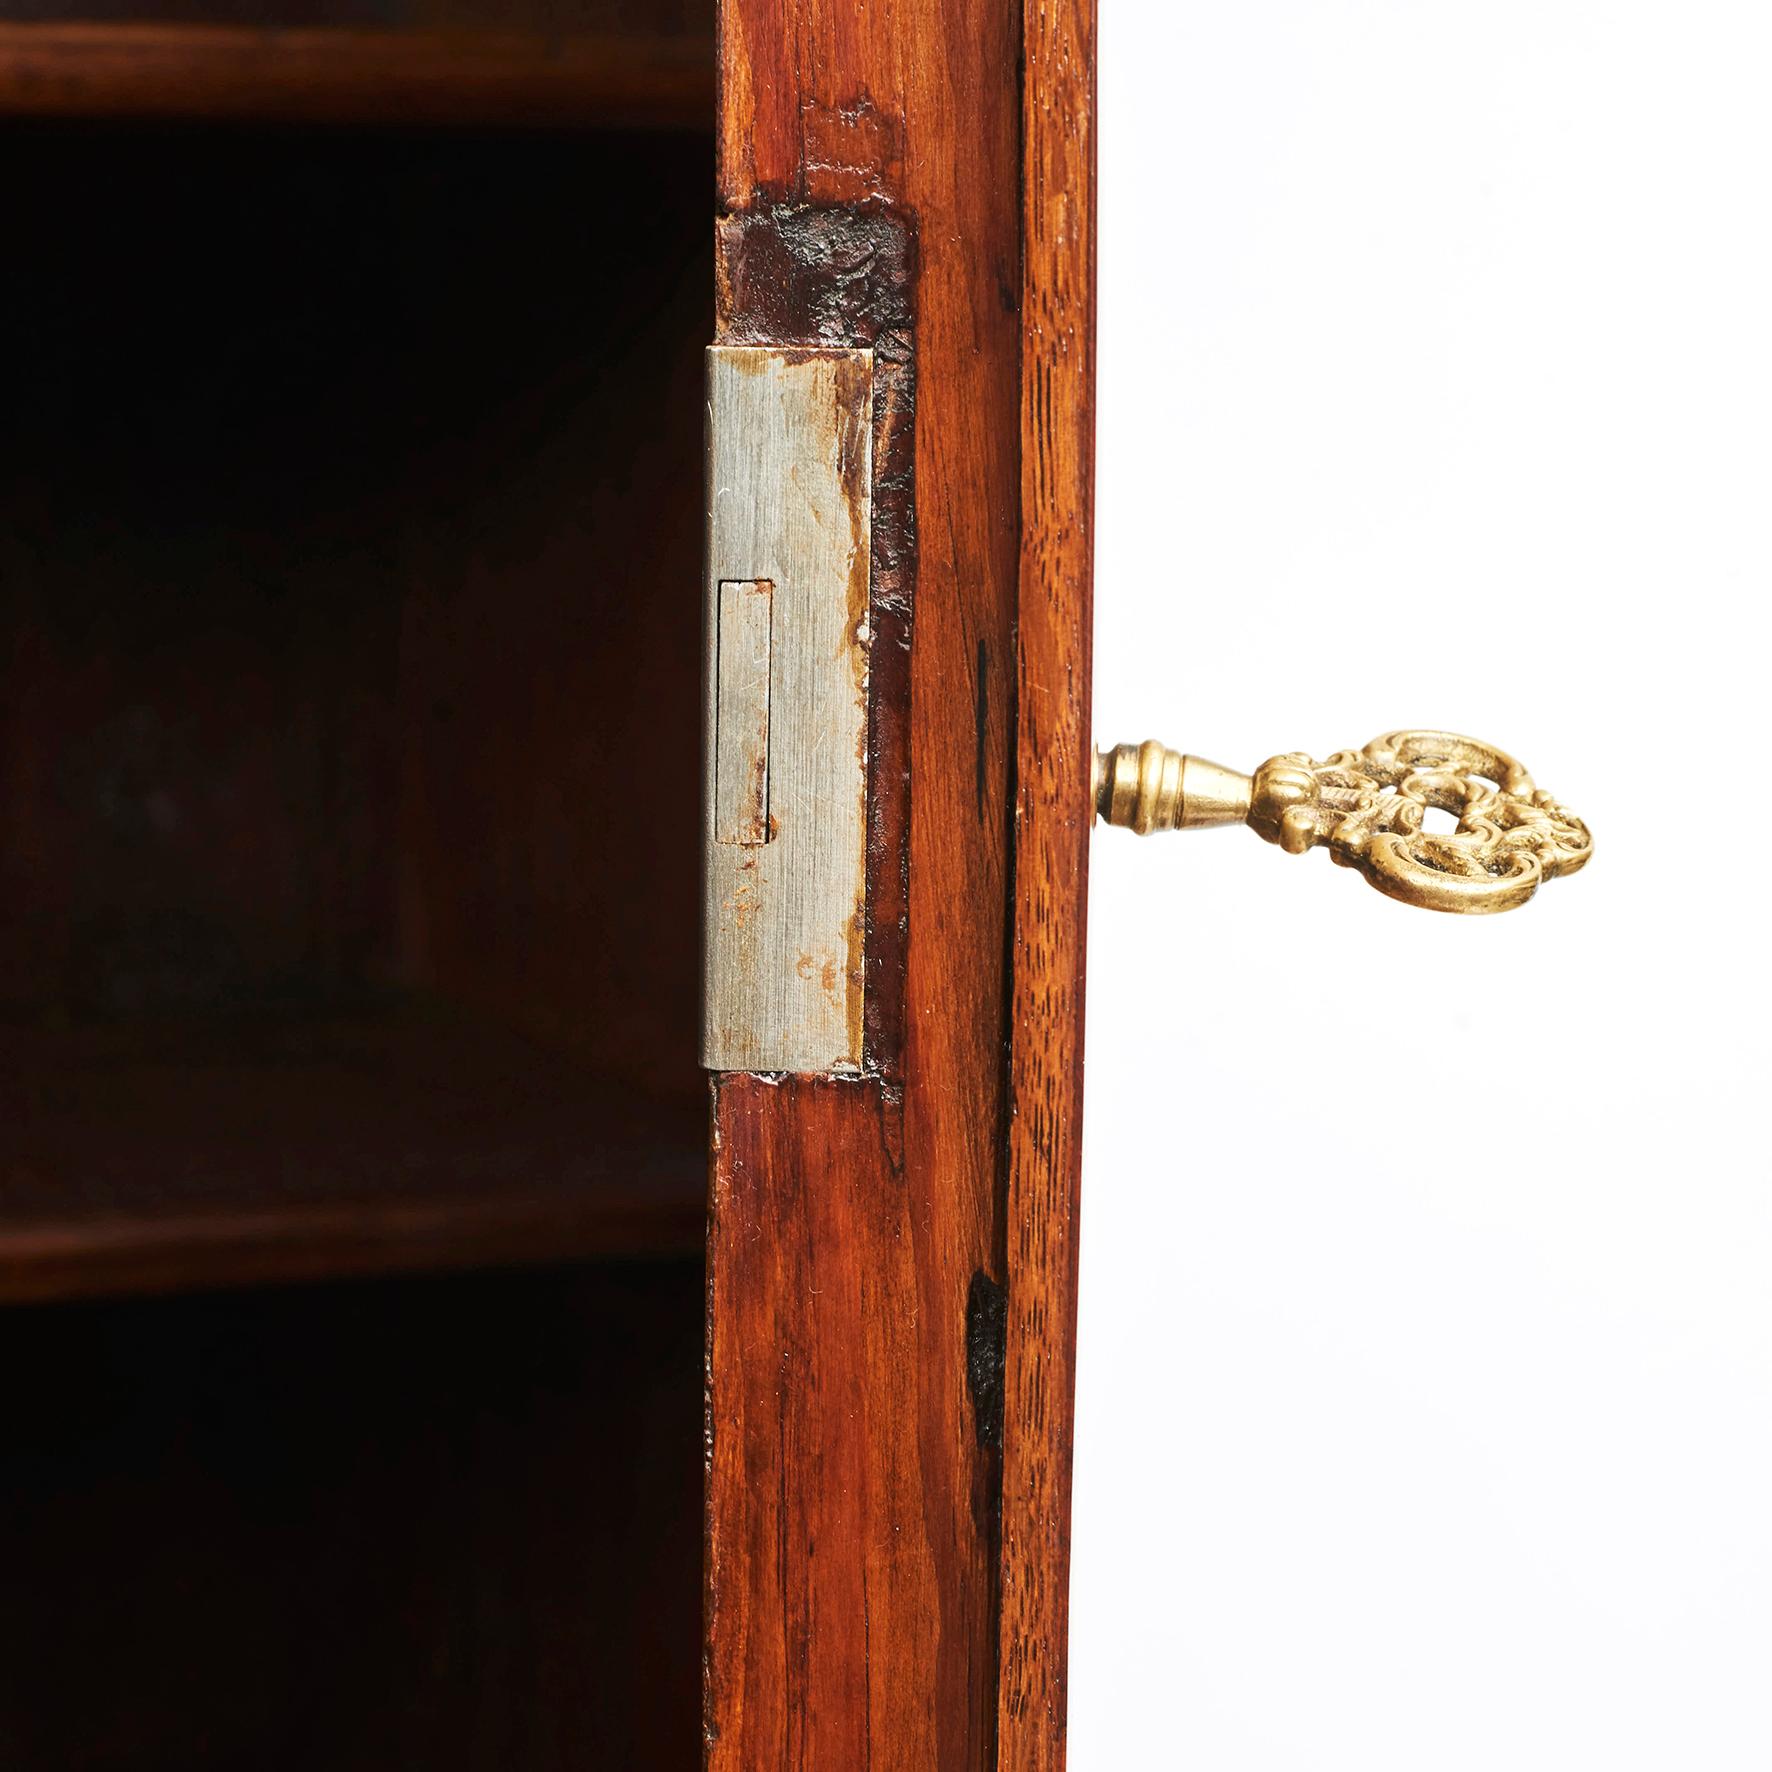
(701, 345, 873, 1073)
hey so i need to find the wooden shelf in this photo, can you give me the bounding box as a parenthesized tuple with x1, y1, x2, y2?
(0, 1005, 705, 1303)
(0, 23, 713, 128)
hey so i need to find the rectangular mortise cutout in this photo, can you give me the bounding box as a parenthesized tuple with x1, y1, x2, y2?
(714, 578, 773, 845)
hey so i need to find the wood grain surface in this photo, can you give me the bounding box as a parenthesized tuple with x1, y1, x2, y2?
(705, 0, 1093, 1764)
(999, 0, 1098, 1762)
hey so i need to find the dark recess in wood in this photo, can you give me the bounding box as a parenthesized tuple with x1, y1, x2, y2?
(966, 1266, 1009, 1451)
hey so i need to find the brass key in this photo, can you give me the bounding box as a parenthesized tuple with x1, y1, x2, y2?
(1093, 730, 1592, 914)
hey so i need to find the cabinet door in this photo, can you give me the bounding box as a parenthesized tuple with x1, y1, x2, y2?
(703, 3, 1096, 1768)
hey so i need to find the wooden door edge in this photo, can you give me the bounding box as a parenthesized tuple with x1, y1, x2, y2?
(998, 0, 1099, 1763)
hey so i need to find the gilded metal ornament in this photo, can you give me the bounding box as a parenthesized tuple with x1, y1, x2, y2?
(1092, 729, 1592, 914)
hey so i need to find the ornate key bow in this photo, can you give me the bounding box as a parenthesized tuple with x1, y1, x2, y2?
(1093, 729, 1592, 913)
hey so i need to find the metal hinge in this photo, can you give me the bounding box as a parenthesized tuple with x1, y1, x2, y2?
(701, 345, 873, 1072)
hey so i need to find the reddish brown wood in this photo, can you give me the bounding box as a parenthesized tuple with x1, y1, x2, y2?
(706, 0, 1037, 1767)
(707, 1075, 1004, 1766)
(0, 22, 712, 129)
(999, 0, 1097, 1762)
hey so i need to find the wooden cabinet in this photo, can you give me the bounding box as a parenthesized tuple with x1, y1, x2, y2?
(0, 0, 1092, 1763)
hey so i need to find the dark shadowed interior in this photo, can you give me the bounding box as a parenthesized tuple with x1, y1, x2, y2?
(1, 81, 711, 1769)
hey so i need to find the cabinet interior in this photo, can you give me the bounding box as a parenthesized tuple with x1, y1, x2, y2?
(2, 1262, 703, 1766)
(1, 62, 710, 1770)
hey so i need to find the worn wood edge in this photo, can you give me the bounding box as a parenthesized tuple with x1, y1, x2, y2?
(0, 23, 714, 129)
(997, 0, 1098, 1762)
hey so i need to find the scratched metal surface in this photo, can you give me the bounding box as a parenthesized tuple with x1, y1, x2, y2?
(701, 346, 872, 1072)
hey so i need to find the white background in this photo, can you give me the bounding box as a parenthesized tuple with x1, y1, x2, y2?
(1070, 2, 1771, 1766)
